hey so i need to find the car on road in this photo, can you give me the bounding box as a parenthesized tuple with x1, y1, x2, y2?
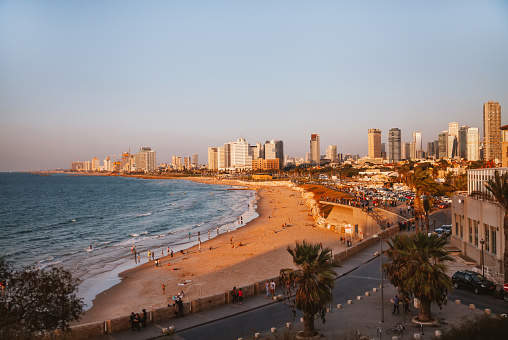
(434, 228, 448, 237)
(436, 225, 452, 236)
(452, 270, 496, 294)
(438, 202, 449, 209)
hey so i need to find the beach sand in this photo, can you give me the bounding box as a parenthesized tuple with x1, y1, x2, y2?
(79, 181, 348, 324)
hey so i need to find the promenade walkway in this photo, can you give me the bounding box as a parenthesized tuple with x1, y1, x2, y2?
(96, 232, 495, 340)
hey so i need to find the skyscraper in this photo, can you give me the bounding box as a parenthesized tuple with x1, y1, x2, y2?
(326, 145, 338, 162)
(448, 122, 459, 158)
(438, 132, 448, 159)
(264, 140, 284, 168)
(412, 132, 422, 152)
(310, 134, 320, 165)
(368, 128, 381, 158)
(388, 128, 401, 162)
(192, 153, 198, 166)
(467, 127, 480, 161)
(458, 126, 469, 159)
(483, 101, 502, 161)
(135, 147, 156, 172)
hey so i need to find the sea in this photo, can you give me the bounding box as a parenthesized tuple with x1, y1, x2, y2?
(0, 173, 258, 309)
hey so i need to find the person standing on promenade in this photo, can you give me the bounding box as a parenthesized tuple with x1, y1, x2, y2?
(404, 296, 411, 314)
(232, 287, 238, 302)
(238, 288, 243, 304)
(392, 294, 400, 314)
(142, 309, 147, 327)
(177, 298, 184, 317)
(173, 302, 179, 318)
(269, 280, 276, 297)
(265, 281, 270, 298)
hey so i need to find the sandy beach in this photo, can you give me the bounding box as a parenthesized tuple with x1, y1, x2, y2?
(79, 180, 349, 324)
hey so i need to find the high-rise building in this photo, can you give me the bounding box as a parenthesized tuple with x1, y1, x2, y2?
(91, 157, 100, 171)
(433, 140, 439, 159)
(249, 142, 264, 160)
(467, 127, 480, 161)
(103, 156, 112, 172)
(438, 132, 448, 159)
(310, 134, 320, 165)
(207, 147, 218, 170)
(192, 153, 198, 166)
(412, 132, 422, 152)
(483, 101, 502, 161)
(409, 142, 416, 160)
(368, 128, 382, 158)
(264, 140, 284, 168)
(388, 128, 401, 162)
(326, 145, 338, 162)
(427, 142, 435, 158)
(458, 126, 469, 158)
(135, 147, 156, 173)
(401, 142, 408, 160)
(502, 125, 508, 167)
(447, 135, 457, 158)
(217, 138, 252, 171)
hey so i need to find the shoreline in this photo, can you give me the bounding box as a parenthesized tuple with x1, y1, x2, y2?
(76, 177, 259, 311)
(78, 180, 350, 324)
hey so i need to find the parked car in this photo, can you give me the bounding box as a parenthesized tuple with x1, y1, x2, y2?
(434, 228, 447, 237)
(438, 202, 449, 209)
(452, 270, 496, 294)
(441, 225, 452, 235)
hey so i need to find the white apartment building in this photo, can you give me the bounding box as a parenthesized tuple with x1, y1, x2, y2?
(452, 167, 507, 276)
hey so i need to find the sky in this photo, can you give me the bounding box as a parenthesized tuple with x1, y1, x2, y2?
(1, 0, 507, 171)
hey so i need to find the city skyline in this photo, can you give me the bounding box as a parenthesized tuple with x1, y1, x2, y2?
(1, 1, 507, 172)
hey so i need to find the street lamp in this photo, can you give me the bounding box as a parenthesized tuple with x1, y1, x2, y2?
(373, 233, 384, 323)
(480, 239, 485, 277)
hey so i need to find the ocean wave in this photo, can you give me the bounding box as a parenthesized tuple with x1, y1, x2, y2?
(135, 212, 152, 218)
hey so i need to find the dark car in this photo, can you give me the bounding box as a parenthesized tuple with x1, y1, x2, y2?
(438, 202, 449, 209)
(452, 270, 496, 294)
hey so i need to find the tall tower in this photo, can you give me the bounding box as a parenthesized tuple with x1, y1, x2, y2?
(264, 140, 284, 168)
(310, 134, 320, 165)
(483, 101, 502, 161)
(458, 126, 469, 158)
(368, 128, 382, 158)
(412, 132, 422, 152)
(448, 122, 459, 158)
(467, 128, 480, 161)
(388, 128, 401, 162)
(326, 145, 338, 162)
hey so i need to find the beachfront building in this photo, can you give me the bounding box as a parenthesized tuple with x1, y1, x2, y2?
(310, 133, 320, 165)
(103, 157, 112, 172)
(214, 138, 253, 171)
(121, 152, 136, 172)
(264, 139, 284, 168)
(367, 128, 381, 158)
(452, 167, 507, 278)
(208, 147, 218, 170)
(252, 158, 279, 171)
(135, 147, 156, 173)
(192, 153, 198, 167)
(483, 101, 502, 162)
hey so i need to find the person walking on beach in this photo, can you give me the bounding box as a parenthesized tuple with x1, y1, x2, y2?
(148, 251, 151, 261)
(137, 253, 140, 262)
(171, 250, 173, 258)
(238, 288, 243, 304)
(392, 294, 400, 314)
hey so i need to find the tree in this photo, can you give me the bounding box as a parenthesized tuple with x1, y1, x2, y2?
(484, 170, 508, 282)
(0, 258, 84, 339)
(383, 232, 454, 322)
(405, 166, 440, 233)
(281, 241, 337, 337)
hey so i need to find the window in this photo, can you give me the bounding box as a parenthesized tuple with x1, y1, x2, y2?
(474, 220, 478, 246)
(468, 218, 473, 243)
(484, 225, 490, 252)
(460, 216, 464, 239)
(455, 214, 459, 235)
(491, 227, 497, 255)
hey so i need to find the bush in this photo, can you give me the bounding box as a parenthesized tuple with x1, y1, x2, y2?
(438, 315, 508, 340)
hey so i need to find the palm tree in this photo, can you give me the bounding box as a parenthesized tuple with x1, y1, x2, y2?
(383, 232, 454, 322)
(406, 166, 440, 233)
(282, 241, 337, 337)
(484, 170, 508, 283)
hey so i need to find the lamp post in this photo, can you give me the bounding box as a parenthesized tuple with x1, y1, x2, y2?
(444, 211, 447, 226)
(480, 239, 485, 277)
(373, 233, 384, 323)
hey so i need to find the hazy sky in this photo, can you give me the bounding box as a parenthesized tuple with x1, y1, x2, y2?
(1, 0, 507, 171)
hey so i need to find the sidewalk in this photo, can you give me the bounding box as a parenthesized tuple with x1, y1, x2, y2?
(97, 230, 494, 340)
(97, 241, 384, 339)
